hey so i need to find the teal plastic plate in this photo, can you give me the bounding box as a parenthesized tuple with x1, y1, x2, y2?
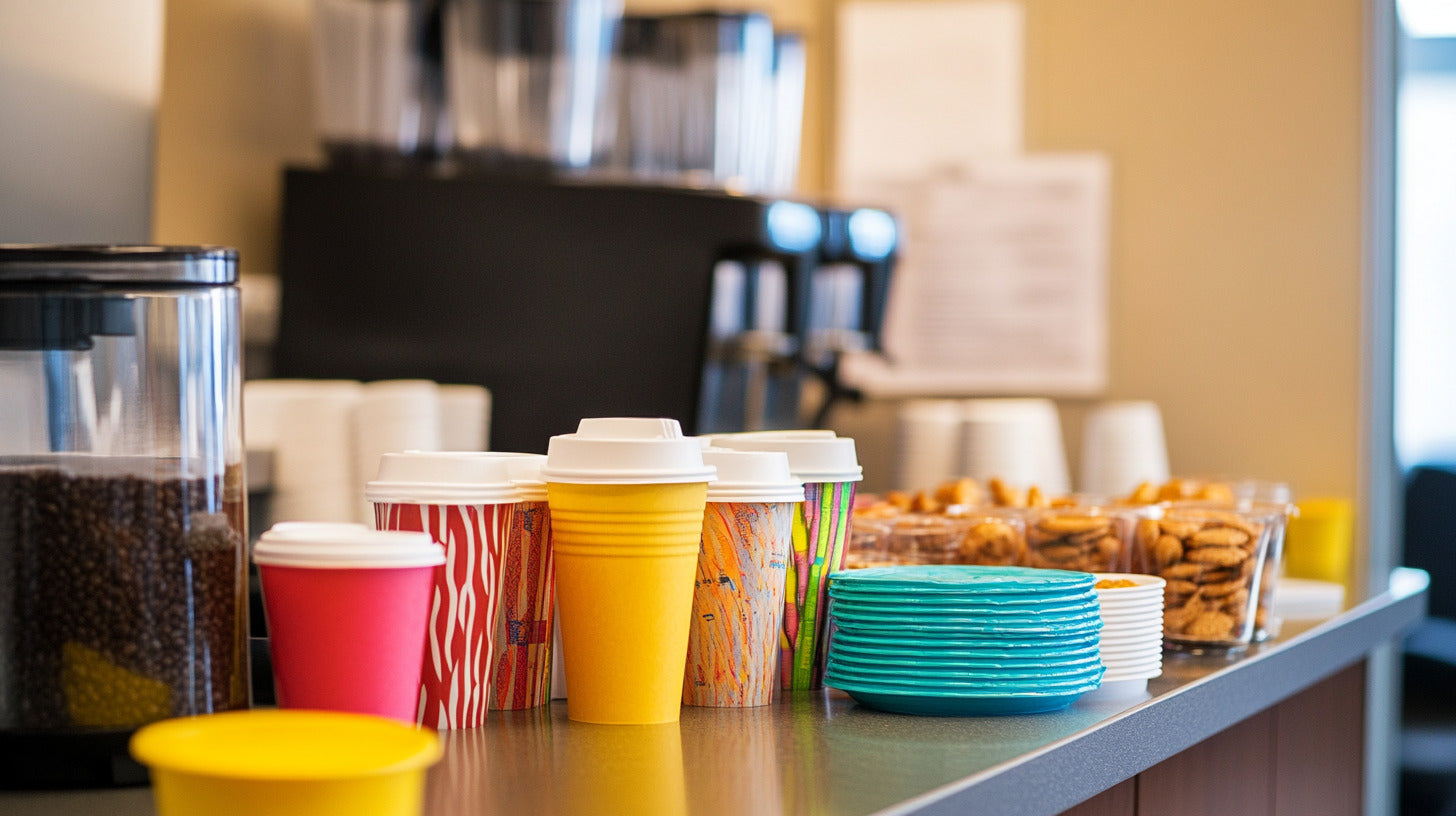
(829, 587, 1101, 607)
(827, 649, 1103, 674)
(828, 597, 1102, 619)
(830, 615, 1103, 637)
(828, 656, 1103, 682)
(825, 665, 1104, 690)
(841, 687, 1089, 716)
(828, 605, 1102, 627)
(828, 565, 1094, 594)
(829, 641, 1102, 666)
(829, 630, 1102, 654)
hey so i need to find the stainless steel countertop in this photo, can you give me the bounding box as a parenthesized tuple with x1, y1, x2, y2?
(4, 568, 1427, 816)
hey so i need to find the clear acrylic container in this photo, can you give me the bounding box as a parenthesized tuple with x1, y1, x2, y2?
(0, 246, 247, 788)
(1147, 504, 1275, 653)
(446, 0, 623, 170)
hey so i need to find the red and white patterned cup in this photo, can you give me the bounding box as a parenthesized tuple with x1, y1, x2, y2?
(367, 452, 527, 729)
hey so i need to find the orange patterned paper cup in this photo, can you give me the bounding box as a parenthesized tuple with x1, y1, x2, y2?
(683, 502, 794, 707)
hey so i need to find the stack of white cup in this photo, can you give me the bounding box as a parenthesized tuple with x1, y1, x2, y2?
(1088, 573, 1166, 699)
(959, 399, 1070, 495)
(247, 380, 363, 523)
(437, 384, 491, 452)
(352, 380, 443, 524)
(894, 400, 964, 490)
(1079, 401, 1171, 497)
(246, 378, 492, 525)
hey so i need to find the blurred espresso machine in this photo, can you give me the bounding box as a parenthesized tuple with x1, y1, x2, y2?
(272, 0, 898, 452)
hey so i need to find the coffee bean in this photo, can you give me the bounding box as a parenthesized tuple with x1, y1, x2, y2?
(0, 466, 246, 730)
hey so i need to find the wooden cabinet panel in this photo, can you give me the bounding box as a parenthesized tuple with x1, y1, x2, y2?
(1273, 662, 1366, 816)
(1058, 778, 1136, 816)
(1137, 708, 1277, 816)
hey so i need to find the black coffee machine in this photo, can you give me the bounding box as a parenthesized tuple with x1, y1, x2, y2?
(270, 166, 896, 452)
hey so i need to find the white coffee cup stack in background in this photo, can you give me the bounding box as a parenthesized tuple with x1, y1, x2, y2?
(960, 399, 1070, 495)
(247, 379, 363, 523)
(1079, 400, 1171, 497)
(352, 380, 443, 524)
(894, 400, 964, 490)
(437, 384, 492, 452)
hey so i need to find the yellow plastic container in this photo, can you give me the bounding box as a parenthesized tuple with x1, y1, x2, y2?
(1284, 497, 1355, 586)
(549, 481, 708, 724)
(129, 710, 442, 816)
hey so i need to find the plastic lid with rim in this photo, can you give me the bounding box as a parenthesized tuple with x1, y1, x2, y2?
(0, 244, 237, 284)
(542, 418, 716, 484)
(706, 432, 862, 483)
(702, 448, 804, 503)
(253, 523, 444, 569)
(506, 453, 548, 501)
(129, 709, 441, 780)
(364, 451, 528, 504)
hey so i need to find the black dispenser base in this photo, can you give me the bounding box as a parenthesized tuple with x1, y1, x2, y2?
(0, 730, 149, 790)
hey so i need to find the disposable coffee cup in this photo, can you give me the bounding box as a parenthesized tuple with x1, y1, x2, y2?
(253, 523, 444, 723)
(366, 451, 526, 729)
(706, 432, 862, 690)
(683, 449, 803, 707)
(543, 418, 716, 724)
(490, 454, 557, 710)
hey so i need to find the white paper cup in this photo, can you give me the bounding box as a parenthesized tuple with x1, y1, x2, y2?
(1079, 401, 1170, 496)
(894, 400, 964, 490)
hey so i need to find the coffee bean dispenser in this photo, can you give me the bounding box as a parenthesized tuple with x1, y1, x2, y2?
(0, 246, 248, 788)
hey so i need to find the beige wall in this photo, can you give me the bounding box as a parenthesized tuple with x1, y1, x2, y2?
(832, 0, 1365, 506)
(154, 0, 1368, 503)
(152, 0, 317, 276)
(1023, 0, 1364, 502)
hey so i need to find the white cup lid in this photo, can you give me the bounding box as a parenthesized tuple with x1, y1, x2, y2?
(701, 448, 804, 503)
(710, 429, 840, 441)
(506, 453, 549, 501)
(542, 418, 716, 484)
(364, 451, 528, 504)
(253, 523, 444, 569)
(706, 432, 862, 483)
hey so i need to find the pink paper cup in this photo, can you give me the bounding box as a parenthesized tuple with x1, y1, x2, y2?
(253, 525, 444, 724)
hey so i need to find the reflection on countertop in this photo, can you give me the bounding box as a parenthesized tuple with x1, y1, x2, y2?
(2, 569, 1427, 816)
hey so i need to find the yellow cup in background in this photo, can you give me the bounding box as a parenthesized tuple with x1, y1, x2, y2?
(550, 480, 708, 724)
(1283, 497, 1355, 587)
(129, 710, 441, 816)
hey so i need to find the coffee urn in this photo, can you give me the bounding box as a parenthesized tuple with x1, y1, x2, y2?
(0, 246, 249, 788)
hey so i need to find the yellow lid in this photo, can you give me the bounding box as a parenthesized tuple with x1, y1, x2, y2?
(130, 710, 442, 781)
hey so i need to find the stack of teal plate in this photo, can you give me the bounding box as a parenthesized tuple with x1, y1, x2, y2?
(826, 565, 1104, 716)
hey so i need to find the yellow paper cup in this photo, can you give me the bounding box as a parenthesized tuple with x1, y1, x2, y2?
(129, 710, 442, 816)
(550, 481, 708, 724)
(543, 418, 716, 725)
(1284, 497, 1355, 586)
(564, 722, 687, 816)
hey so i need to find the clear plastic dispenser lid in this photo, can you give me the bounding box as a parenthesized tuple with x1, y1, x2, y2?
(364, 451, 528, 505)
(701, 448, 803, 503)
(253, 523, 445, 569)
(0, 245, 238, 284)
(542, 418, 717, 484)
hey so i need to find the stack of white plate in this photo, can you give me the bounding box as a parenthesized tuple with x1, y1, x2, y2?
(1089, 573, 1165, 698)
